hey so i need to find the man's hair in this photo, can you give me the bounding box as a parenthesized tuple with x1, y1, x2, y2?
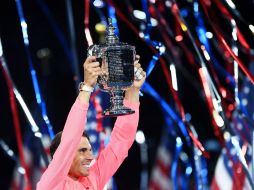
(49, 131, 89, 158)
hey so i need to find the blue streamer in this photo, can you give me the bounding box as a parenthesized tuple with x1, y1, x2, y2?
(193, 1, 235, 88)
(171, 137, 183, 190)
(201, 156, 209, 187)
(140, 0, 165, 77)
(164, 113, 192, 189)
(164, 115, 177, 137)
(15, 0, 54, 139)
(146, 53, 160, 78)
(164, 115, 192, 190)
(141, 0, 152, 35)
(193, 147, 209, 190)
(182, 158, 192, 190)
(142, 82, 191, 146)
(190, 124, 209, 190)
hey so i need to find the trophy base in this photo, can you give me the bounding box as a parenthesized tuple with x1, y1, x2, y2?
(103, 107, 135, 117)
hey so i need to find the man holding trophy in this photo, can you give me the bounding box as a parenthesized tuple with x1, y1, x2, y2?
(37, 19, 146, 190)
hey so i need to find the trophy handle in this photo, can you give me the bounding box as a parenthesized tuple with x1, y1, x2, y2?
(87, 44, 97, 56)
(87, 45, 103, 66)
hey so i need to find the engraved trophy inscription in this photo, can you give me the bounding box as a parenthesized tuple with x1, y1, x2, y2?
(87, 18, 135, 117)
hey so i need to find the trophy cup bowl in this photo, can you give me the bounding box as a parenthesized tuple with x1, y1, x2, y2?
(87, 18, 136, 117)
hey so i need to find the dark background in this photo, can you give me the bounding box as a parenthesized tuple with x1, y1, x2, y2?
(0, 0, 253, 189)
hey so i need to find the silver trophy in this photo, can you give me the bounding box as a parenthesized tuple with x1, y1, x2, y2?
(87, 18, 136, 117)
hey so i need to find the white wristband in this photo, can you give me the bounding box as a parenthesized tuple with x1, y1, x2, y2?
(79, 82, 94, 92)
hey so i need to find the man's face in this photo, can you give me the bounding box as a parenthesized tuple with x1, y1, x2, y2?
(68, 137, 94, 180)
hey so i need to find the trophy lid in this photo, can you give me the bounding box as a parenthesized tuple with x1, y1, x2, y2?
(105, 18, 119, 44)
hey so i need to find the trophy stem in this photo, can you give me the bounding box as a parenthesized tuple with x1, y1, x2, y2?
(103, 89, 135, 117)
(110, 90, 124, 109)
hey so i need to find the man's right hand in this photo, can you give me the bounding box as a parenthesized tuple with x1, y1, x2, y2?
(78, 56, 101, 104)
(83, 56, 101, 88)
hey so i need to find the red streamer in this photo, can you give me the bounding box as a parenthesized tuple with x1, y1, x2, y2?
(0, 59, 31, 190)
(200, 0, 254, 85)
(84, 0, 90, 33)
(84, 0, 93, 46)
(198, 68, 224, 142)
(212, 0, 251, 52)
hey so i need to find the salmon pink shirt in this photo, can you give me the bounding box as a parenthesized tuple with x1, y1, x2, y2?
(36, 98, 139, 190)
